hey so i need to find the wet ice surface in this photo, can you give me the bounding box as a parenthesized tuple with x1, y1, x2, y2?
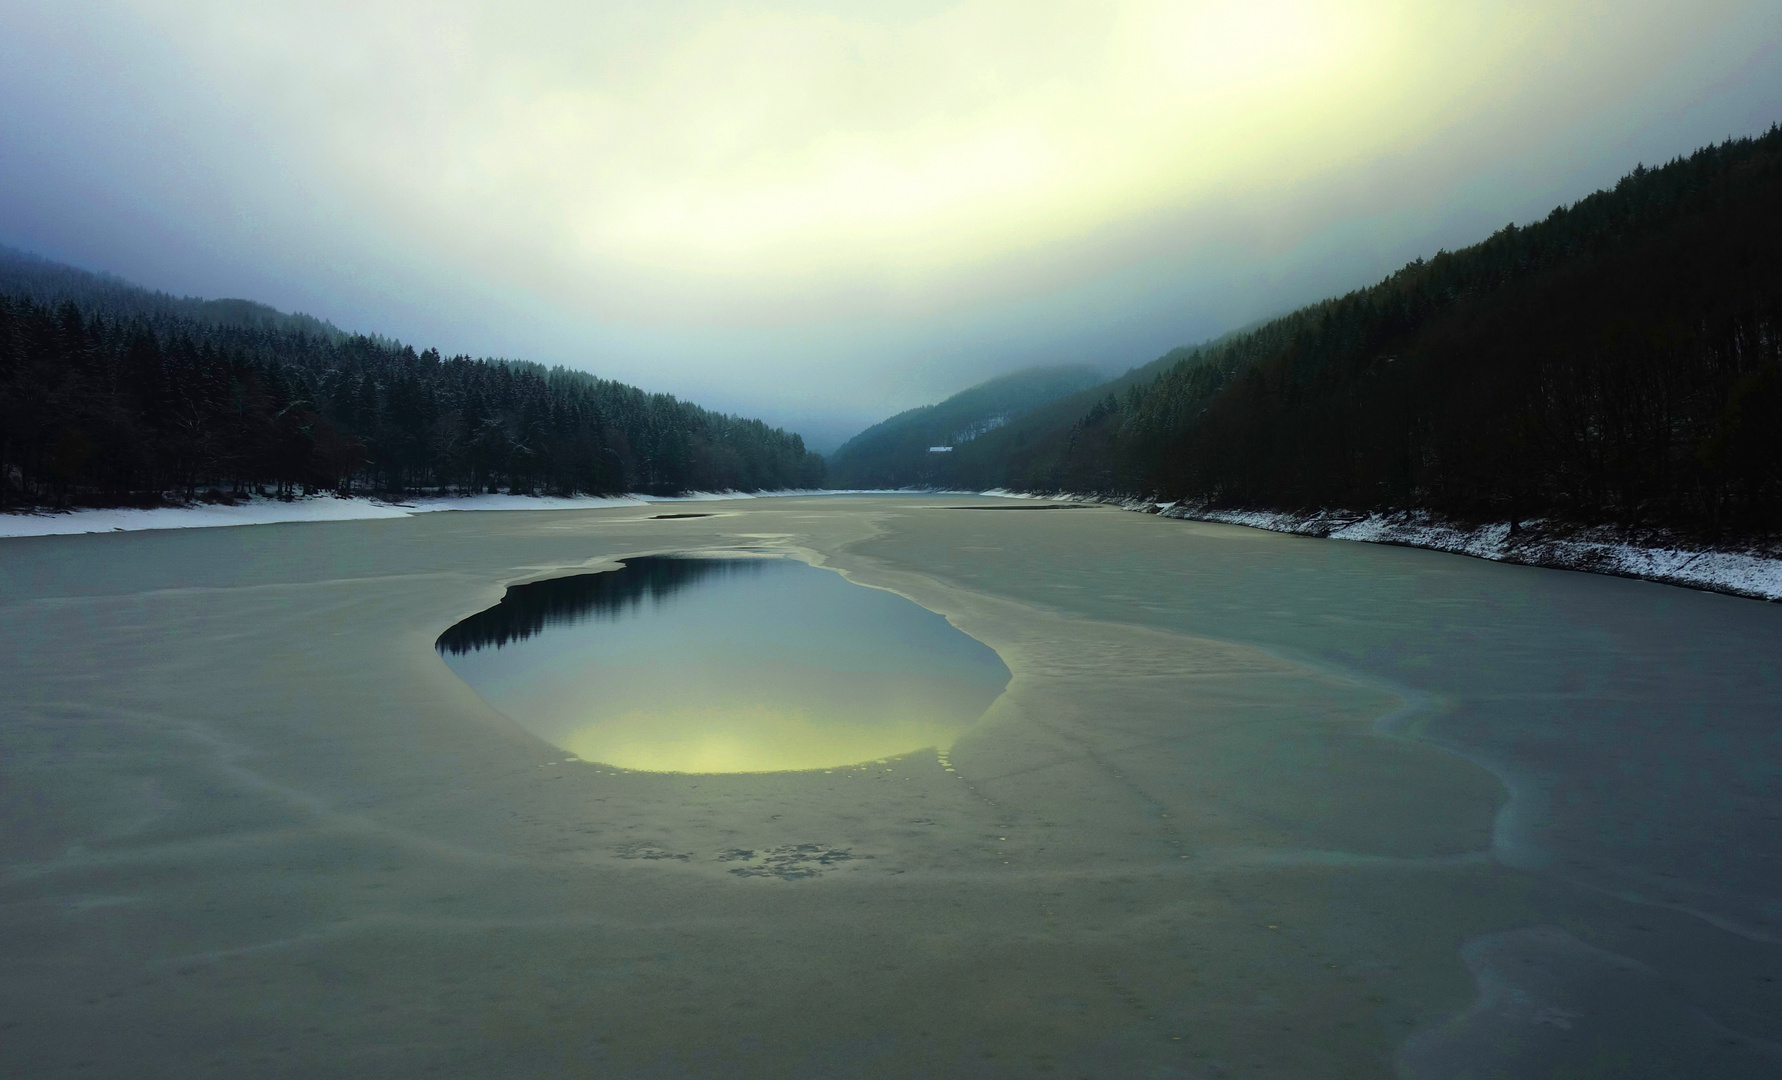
(1397, 925, 1782, 1078)
(438, 555, 1010, 773)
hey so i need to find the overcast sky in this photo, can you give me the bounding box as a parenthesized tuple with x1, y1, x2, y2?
(2, 1, 1778, 451)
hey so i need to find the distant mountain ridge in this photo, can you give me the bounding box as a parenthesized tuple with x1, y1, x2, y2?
(0, 246, 346, 342)
(828, 365, 1107, 487)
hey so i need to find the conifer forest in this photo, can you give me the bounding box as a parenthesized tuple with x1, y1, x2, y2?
(864, 129, 1782, 540)
(0, 264, 826, 507)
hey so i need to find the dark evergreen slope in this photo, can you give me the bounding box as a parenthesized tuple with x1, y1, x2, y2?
(0, 262, 825, 507)
(827, 364, 1106, 487)
(936, 127, 1782, 538)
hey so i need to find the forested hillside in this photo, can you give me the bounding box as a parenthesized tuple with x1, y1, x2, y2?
(827, 365, 1105, 487)
(930, 127, 1782, 539)
(0, 261, 825, 508)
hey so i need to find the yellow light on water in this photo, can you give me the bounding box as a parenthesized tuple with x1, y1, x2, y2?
(562, 703, 966, 774)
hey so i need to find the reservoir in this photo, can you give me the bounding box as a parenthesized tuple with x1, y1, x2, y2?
(437, 554, 1011, 772)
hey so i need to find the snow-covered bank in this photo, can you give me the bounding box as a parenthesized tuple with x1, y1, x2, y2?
(0, 489, 845, 538)
(1121, 500, 1782, 602)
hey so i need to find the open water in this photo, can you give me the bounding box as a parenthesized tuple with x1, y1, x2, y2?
(438, 555, 1011, 772)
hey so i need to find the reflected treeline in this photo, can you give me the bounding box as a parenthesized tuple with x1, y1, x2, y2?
(437, 556, 767, 654)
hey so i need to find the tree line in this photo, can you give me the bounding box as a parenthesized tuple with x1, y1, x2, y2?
(0, 290, 825, 508)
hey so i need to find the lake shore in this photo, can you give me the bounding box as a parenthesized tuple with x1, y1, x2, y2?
(22, 488, 1777, 606)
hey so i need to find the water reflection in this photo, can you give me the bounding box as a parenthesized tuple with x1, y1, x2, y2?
(437, 556, 1010, 773)
(437, 557, 752, 654)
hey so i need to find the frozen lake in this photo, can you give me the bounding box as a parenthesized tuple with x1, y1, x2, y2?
(437, 555, 1009, 772)
(1, 494, 1778, 1078)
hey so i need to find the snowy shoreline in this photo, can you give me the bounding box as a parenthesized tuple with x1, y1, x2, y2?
(1116, 499, 1782, 602)
(979, 488, 1782, 601)
(0, 489, 864, 539)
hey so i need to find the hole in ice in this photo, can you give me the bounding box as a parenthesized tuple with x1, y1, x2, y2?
(437, 556, 1009, 773)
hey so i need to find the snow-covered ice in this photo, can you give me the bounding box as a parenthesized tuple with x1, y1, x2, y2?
(0, 488, 848, 538)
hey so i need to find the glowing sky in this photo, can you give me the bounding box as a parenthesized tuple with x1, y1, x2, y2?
(2, 2, 1778, 449)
